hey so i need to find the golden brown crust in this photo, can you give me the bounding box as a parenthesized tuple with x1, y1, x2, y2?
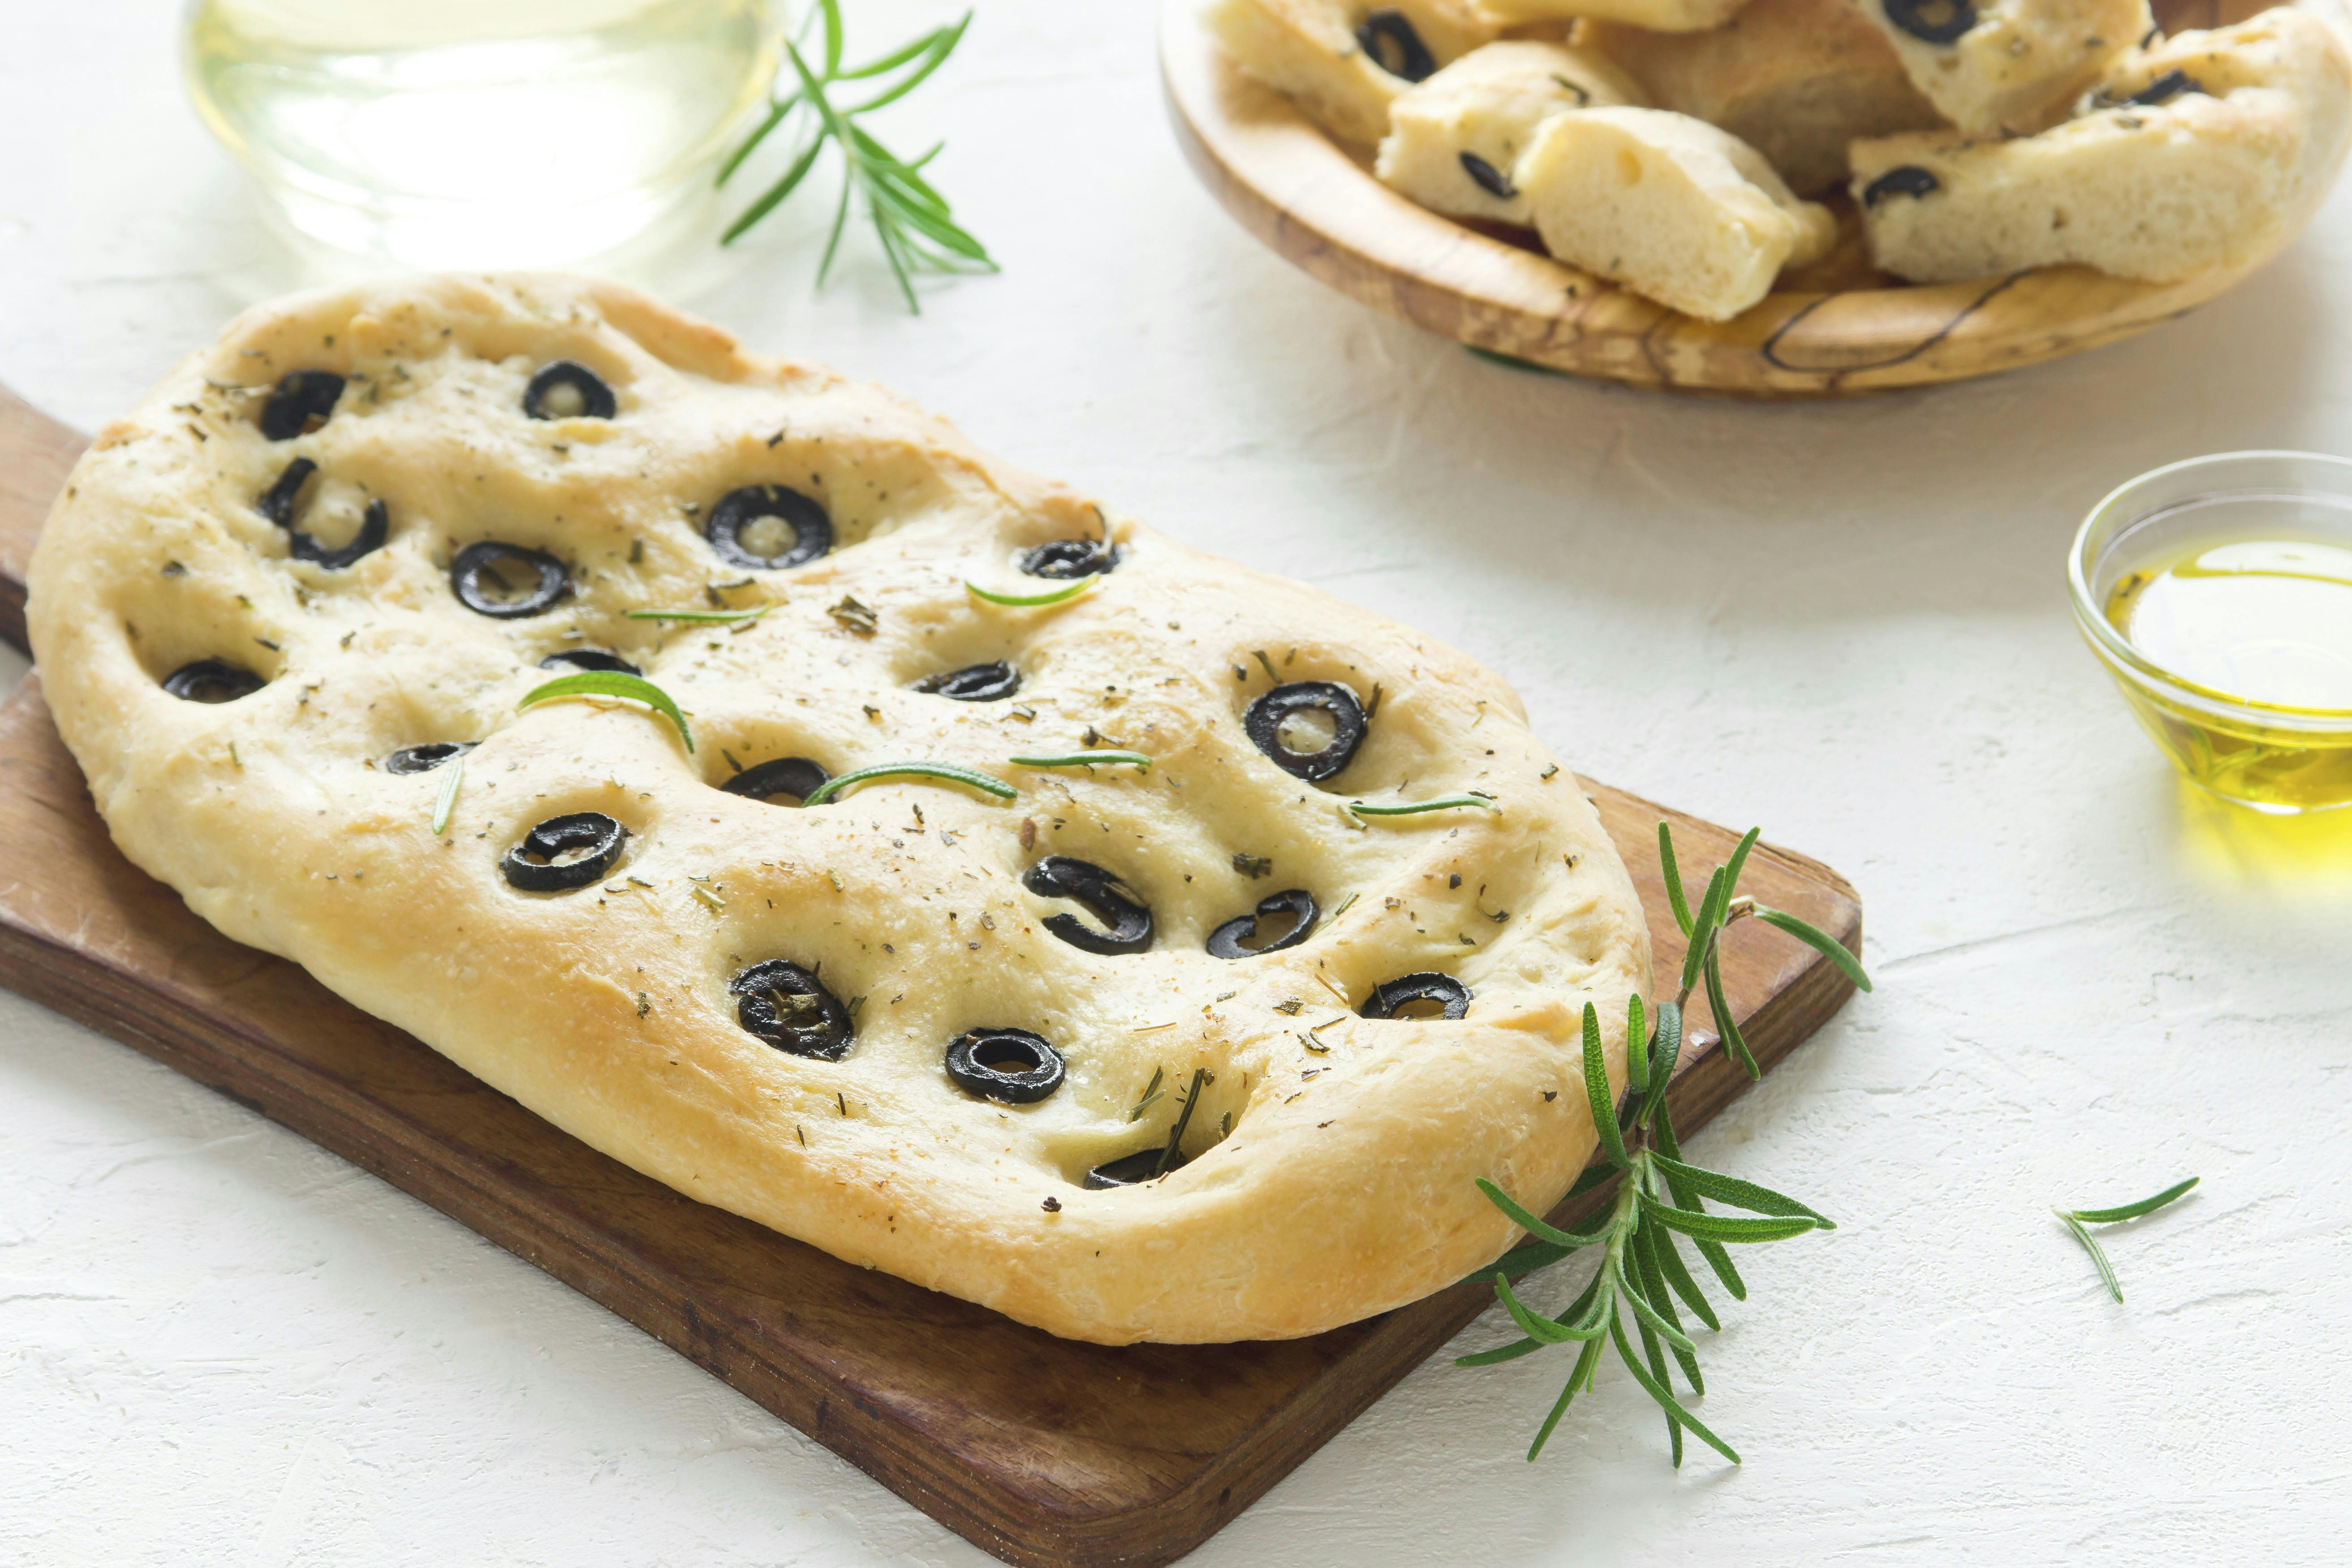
(26, 275, 1649, 1344)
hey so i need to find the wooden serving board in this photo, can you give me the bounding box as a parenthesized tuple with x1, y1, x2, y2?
(1161, 0, 2275, 397)
(0, 388, 1861, 1567)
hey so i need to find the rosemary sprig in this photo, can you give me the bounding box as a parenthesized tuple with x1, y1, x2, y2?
(2055, 1177, 2199, 1302)
(517, 671, 694, 753)
(1458, 819, 1870, 1466)
(719, 0, 995, 313)
(798, 760, 1015, 806)
(966, 577, 1099, 608)
(1011, 751, 1152, 772)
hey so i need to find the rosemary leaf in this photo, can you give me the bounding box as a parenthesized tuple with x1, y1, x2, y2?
(1631, 1307, 1684, 1465)
(1678, 865, 1730, 996)
(1650, 1153, 1838, 1229)
(1346, 792, 1498, 820)
(1720, 826, 1762, 903)
(1639, 1193, 1821, 1244)
(517, 671, 694, 753)
(2062, 1213, 2125, 1302)
(1658, 820, 1694, 937)
(1581, 1003, 1631, 1169)
(1646, 999, 1684, 1112)
(1010, 751, 1152, 772)
(1608, 1312, 1740, 1465)
(1751, 905, 1874, 991)
(2070, 1176, 2200, 1224)
(798, 760, 1014, 806)
(626, 604, 770, 624)
(1525, 1341, 1598, 1460)
(1611, 1252, 1697, 1353)
(1627, 992, 1650, 1094)
(430, 753, 464, 836)
(1475, 1176, 1607, 1251)
(1646, 1212, 1721, 1333)
(1633, 1219, 1704, 1393)
(1495, 1273, 1605, 1345)
(1705, 947, 1761, 1081)
(966, 576, 1098, 608)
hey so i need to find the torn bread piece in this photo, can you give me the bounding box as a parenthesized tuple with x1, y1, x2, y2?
(1583, 0, 1943, 193)
(1203, 0, 1500, 144)
(1851, 8, 2352, 283)
(1860, 0, 2150, 134)
(1374, 40, 1646, 222)
(1520, 106, 1837, 318)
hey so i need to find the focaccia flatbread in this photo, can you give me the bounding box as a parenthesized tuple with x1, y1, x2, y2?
(25, 275, 1649, 1344)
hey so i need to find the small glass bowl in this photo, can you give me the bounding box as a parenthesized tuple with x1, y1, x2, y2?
(2071, 451, 2352, 815)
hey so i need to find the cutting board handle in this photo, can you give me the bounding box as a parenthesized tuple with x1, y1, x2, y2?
(0, 384, 90, 656)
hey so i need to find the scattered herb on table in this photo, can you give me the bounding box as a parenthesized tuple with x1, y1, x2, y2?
(1459, 821, 1870, 1466)
(2055, 1176, 2200, 1301)
(718, 0, 994, 312)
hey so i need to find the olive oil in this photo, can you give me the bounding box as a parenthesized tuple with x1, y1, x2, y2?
(184, 0, 777, 270)
(2102, 534, 2352, 812)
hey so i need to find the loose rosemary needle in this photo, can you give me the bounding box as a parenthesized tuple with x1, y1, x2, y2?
(2055, 1176, 2200, 1302)
(718, 0, 995, 313)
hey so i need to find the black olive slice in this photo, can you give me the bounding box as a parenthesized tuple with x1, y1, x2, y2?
(452, 542, 570, 619)
(945, 1027, 1065, 1103)
(1206, 888, 1319, 959)
(721, 756, 830, 806)
(1023, 856, 1154, 956)
(500, 811, 626, 891)
(2125, 69, 2203, 106)
(384, 741, 476, 774)
(1459, 151, 1516, 199)
(705, 485, 832, 571)
(1019, 536, 1120, 579)
(1881, 0, 1974, 44)
(1358, 972, 1471, 1021)
(259, 370, 345, 441)
(913, 661, 1021, 702)
(161, 659, 264, 704)
(731, 959, 855, 1060)
(522, 360, 617, 421)
(1861, 166, 1940, 206)
(1356, 8, 1437, 81)
(256, 457, 389, 570)
(1083, 1146, 1189, 1189)
(1243, 681, 1366, 783)
(538, 648, 641, 676)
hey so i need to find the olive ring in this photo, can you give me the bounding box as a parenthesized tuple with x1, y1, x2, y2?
(1206, 888, 1318, 959)
(384, 741, 475, 775)
(161, 660, 264, 704)
(705, 485, 833, 571)
(731, 960, 856, 1061)
(1084, 1147, 1182, 1189)
(1020, 536, 1120, 579)
(1358, 972, 1472, 1021)
(259, 370, 345, 441)
(1024, 856, 1154, 956)
(1861, 166, 1940, 207)
(452, 542, 570, 619)
(721, 757, 831, 806)
(1882, 0, 1976, 45)
(257, 457, 389, 571)
(538, 649, 641, 676)
(522, 360, 618, 421)
(945, 1028, 1066, 1104)
(500, 811, 627, 892)
(1355, 8, 1437, 81)
(1243, 681, 1367, 783)
(913, 661, 1022, 702)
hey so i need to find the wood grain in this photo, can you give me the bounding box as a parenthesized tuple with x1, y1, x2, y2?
(1159, 0, 2280, 397)
(0, 388, 1861, 1566)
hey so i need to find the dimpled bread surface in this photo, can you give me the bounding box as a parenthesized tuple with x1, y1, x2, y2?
(1851, 9, 2352, 284)
(25, 275, 1650, 1346)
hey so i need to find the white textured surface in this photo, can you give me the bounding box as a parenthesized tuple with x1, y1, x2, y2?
(5, 3, 2352, 1564)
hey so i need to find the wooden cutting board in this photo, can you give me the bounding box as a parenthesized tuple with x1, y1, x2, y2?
(0, 385, 1862, 1567)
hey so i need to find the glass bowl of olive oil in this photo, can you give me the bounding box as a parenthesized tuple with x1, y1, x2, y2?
(2073, 451, 2352, 814)
(183, 0, 779, 274)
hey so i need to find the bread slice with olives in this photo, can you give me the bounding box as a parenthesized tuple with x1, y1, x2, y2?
(1858, 0, 2150, 134)
(1473, 0, 1756, 35)
(1581, 0, 1944, 194)
(25, 274, 1650, 1346)
(1518, 106, 1838, 319)
(1374, 40, 1646, 223)
(1202, 0, 1500, 144)
(1849, 8, 2352, 283)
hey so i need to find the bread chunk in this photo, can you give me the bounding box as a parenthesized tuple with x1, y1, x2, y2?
(1859, 0, 2151, 134)
(1851, 8, 2352, 282)
(1520, 107, 1838, 318)
(1583, 0, 1944, 192)
(1203, 0, 1500, 143)
(1374, 41, 1646, 222)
